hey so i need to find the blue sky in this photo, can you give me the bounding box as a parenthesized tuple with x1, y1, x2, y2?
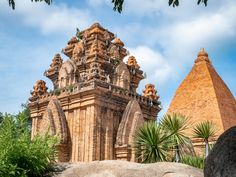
(0, 0, 235, 118)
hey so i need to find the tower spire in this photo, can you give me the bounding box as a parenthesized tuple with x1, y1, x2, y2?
(195, 48, 211, 64)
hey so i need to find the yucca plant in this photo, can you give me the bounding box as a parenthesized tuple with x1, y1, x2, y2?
(193, 121, 217, 157)
(134, 121, 174, 163)
(161, 113, 191, 162)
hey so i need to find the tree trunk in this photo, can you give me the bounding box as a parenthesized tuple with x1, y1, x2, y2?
(205, 139, 209, 157)
(175, 145, 180, 162)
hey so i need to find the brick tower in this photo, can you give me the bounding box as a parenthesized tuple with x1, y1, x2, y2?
(28, 23, 161, 162)
(167, 48, 236, 145)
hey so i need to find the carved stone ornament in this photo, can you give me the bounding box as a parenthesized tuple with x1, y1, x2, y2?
(127, 56, 140, 69)
(31, 80, 48, 97)
(143, 84, 158, 100)
(72, 40, 85, 62)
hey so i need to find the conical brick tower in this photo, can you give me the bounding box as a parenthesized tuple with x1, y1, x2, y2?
(167, 48, 236, 138)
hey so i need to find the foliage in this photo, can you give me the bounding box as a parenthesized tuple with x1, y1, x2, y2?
(54, 88, 61, 96)
(20, 103, 32, 131)
(8, 0, 52, 10)
(193, 120, 217, 140)
(133, 113, 215, 167)
(181, 155, 205, 169)
(112, 0, 124, 13)
(0, 111, 58, 177)
(0, 112, 3, 124)
(169, 0, 208, 7)
(7, 0, 209, 11)
(193, 120, 217, 157)
(161, 113, 191, 162)
(112, 0, 209, 13)
(68, 85, 74, 93)
(134, 121, 175, 163)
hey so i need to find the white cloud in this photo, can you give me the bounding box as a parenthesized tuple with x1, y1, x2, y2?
(118, 1, 236, 69)
(0, 0, 94, 36)
(127, 46, 173, 84)
(158, 6, 236, 53)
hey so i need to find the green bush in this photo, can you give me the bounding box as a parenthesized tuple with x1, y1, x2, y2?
(181, 155, 205, 169)
(54, 88, 61, 96)
(0, 112, 58, 177)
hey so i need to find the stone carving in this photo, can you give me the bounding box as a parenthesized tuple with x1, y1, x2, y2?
(104, 31, 112, 46)
(127, 56, 140, 69)
(113, 38, 124, 47)
(143, 84, 158, 100)
(62, 37, 78, 58)
(44, 54, 63, 88)
(114, 62, 130, 90)
(204, 126, 236, 177)
(49, 54, 63, 72)
(88, 23, 104, 36)
(39, 99, 68, 144)
(89, 39, 106, 57)
(39, 99, 69, 162)
(87, 62, 105, 81)
(72, 40, 85, 62)
(58, 59, 79, 88)
(31, 80, 48, 97)
(108, 44, 120, 60)
(116, 100, 144, 161)
(106, 74, 111, 83)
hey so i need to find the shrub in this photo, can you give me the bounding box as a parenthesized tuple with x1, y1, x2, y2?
(54, 88, 61, 96)
(68, 85, 74, 93)
(0, 112, 58, 177)
(181, 155, 205, 169)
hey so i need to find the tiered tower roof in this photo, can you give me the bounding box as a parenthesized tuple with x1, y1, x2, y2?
(30, 23, 161, 113)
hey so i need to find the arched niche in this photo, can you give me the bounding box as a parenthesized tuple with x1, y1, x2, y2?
(116, 99, 144, 161)
(114, 62, 130, 90)
(58, 59, 79, 89)
(39, 99, 68, 143)
(38, 99, 69, 161)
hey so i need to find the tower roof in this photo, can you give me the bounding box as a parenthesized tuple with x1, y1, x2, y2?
(195, 48, 211, 64)
(167, 48, 236, 136)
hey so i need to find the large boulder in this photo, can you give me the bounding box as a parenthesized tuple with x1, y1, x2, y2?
(204, 126, 236, 177)
(53, 160, 203, 177)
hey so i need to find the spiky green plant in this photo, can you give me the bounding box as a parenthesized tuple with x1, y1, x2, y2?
(134, 121, 174, 163)
(193, 121, 217, 157)
(181, 155, 205, 169)
(161, 113, 191, 162)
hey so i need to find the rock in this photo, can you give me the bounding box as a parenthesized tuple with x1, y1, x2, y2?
(204, 126, 236, 177)
(52, 160, 203, 177)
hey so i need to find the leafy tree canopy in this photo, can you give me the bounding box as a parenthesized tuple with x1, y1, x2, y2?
(113, 0, 209, 13)
(8, 0, 208, 12)
(8, 0, 52, 10)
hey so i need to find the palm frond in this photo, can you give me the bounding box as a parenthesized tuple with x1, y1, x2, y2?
(161, 113, 190, 145)
(134, 121, 174, 163)
(193, 120, 217, 140)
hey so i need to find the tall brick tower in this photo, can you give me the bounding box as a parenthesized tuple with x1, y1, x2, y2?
(28, 23, 161, 162)
(167, 48, 236, 140)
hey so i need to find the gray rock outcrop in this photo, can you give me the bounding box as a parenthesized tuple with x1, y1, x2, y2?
(52, 160, 203, 177)
(204, 126, 236, 177)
